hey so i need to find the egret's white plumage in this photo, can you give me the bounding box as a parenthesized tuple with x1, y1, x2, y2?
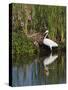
(43, 30, 58, 50)
(43, 38, 58, 50)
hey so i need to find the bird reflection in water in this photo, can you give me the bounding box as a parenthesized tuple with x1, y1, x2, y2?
(43, 53, 58, 76)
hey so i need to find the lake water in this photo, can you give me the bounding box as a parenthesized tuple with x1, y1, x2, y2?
(12, 51, 66, 86)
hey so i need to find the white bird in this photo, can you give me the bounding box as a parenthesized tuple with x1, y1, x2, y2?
(43, 30, 58, 50)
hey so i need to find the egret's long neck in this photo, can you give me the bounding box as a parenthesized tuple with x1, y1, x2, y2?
(44, 33, 48, 38)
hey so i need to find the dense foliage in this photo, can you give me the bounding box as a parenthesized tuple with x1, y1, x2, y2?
(12, 31, 38, 55)
(12, 3, 66, 55)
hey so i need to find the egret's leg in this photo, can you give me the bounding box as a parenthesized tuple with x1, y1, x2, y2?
(50, 46, 52, 51)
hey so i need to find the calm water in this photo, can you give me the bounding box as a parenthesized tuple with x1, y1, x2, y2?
(12, 51, 66, 86)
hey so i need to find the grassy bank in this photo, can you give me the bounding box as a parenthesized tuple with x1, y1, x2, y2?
(12, 4, 66, 55)
(12, 31, 38, 55)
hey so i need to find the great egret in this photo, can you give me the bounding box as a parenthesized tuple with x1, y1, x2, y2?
(43, 30, 58, 51)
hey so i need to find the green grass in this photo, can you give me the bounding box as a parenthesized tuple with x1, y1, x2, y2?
(12, 31, 38, 55)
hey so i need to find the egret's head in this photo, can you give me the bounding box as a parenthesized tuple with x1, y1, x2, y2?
(45, 30, 49, 34)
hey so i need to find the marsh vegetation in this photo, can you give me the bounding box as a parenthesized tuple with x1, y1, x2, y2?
(10, 3, 66, 86)
(11, 4, 66, 55)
